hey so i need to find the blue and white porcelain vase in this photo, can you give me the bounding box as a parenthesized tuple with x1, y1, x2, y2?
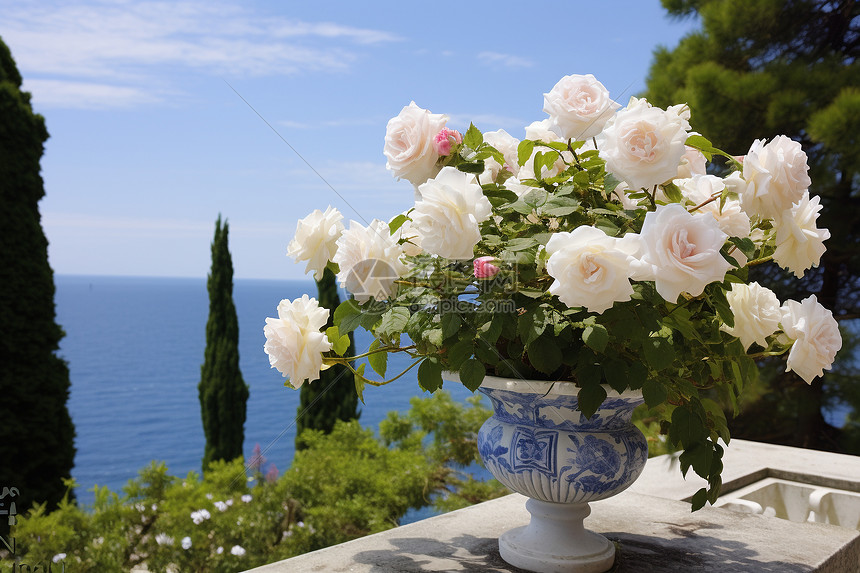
(477, 376, 647, 573)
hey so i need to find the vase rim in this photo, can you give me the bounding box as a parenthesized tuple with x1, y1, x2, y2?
(444, 372, 643, 399)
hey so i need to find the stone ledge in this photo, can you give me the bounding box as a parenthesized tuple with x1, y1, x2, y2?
(244, 440, 860, 572)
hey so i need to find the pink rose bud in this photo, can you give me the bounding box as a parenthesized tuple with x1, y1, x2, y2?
(473, 256, 500, 279)
(433, 128, 463, 156)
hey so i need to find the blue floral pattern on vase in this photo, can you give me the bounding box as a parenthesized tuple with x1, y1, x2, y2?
(477, 381, 648, 504)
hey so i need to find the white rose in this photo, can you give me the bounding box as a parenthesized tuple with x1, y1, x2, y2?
(181, 537, 192, 550)
(546, 227, 644, 313)
(524, 119, 563, 143)
(333, 219, 408, 302)
(480, 129, 520, 183)
(263, 295, 332, 387)
(639, 203, 731, 302)
(781, 295, 842, 384)
(676, 145, 707, 179)
(721, 282, 782, 350)
(543, 74, 620, 141)
(231, 545, 246, 557)
(287, 206, 344, 280)
(678, 175, 751, 238)
(412, 167, 492, 259)
(741, 135, 811, 220)
(772, 191, 830, 278)
(383, 101, 449, 186)
(598, 97, 689, 191)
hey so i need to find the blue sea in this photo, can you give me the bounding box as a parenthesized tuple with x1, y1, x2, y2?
(55, 274, 485, 517)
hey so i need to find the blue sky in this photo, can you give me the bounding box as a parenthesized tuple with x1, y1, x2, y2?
(3, 0, 699, 280)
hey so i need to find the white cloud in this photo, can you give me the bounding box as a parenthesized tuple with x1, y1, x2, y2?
(22, 79, 163, 109)
(2, 0, 401, 108)
(278, 117, 379, 130)
(477, 51, 534, 69)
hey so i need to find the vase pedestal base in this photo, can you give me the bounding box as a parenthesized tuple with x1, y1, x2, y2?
(498, 499, 615, 573)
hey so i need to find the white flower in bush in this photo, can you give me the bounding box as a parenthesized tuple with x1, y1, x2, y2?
(190, 509, 211, 524)
(676, 145, 707, 179)
(598, 97, 689, 191)
(332, 219, 409, 302)
(155, 533, 174, 546)
(263, 295, 332, 387)
(781, 295, 842, 384)
(241, 494, 252, 503)
(214, 500, 228, 512)
(524, 118, 563, 143)
(546, 227, 645, 313)
(412, 167, 492, 259)
(543, 73, 620, 140)
(638, 203, 731, 302)
(741, 135, 811, 220)
(231, 545, 247, 557)
(721, 282, 782, 350)
(52, 554, 66, 563)
(216, 546, 224, 554)
(287, 206, 344, 280)
(480, 129, 520, 183)
(678, 175, 751, 238)
(383, 101, 449, 186)
(772, 192, 830, 278)
(181, 536, 192, 550)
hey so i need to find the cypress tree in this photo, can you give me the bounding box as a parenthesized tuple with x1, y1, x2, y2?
(295, 267, 358, 449)
(0, 37, 76, 528)
(644, 0, 860, 450)
(199, 216, 249, 468)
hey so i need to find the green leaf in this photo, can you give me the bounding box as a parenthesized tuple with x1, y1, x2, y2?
(669, 406, 707, 448)
(662, 182, 683, 203)
(505, 237, 538, 251)
(643, 337, 674, 371)
(425, 328, 444, 347)
(582, 324, 609, 353)
(378, 307, 410, 337)
(528, 336, 562, 375)
(367, 338, 387, 377)
(709, 286, 734, 328)
(517, 140, 535, 167)
(729, 236, 756, 258)
(354, 363, 366, 404)
(602, 360, 628, 393)
(702, 398, 730, 444)
(459, 359, 486, 392)
(457, 161, 485, 174)
(577, 384, 607, 420)
(441, 312, 462, 339)
(463, 123, 483, 149)
(446, 337, 474, 369)
(326, 326, 351, 356)
(690, 488, 709, 511)
(685, 134, 714, 161)
(388, 214, 408, 234)
(418, 358, 443, 392)
(642, 379, 668, 409)
(680, 440, 714, 480)
(334, 299, 363, 334)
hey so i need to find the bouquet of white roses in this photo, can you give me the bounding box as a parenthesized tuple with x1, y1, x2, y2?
(264, 74, 841, 507)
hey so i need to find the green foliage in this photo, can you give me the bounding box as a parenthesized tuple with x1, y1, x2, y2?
(199, 216, 248, 468)
(645, 0, 860, 453)
(0, 393, 504, 571)
(0, 35, 76, 528)
(296, 267, 358, 449)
